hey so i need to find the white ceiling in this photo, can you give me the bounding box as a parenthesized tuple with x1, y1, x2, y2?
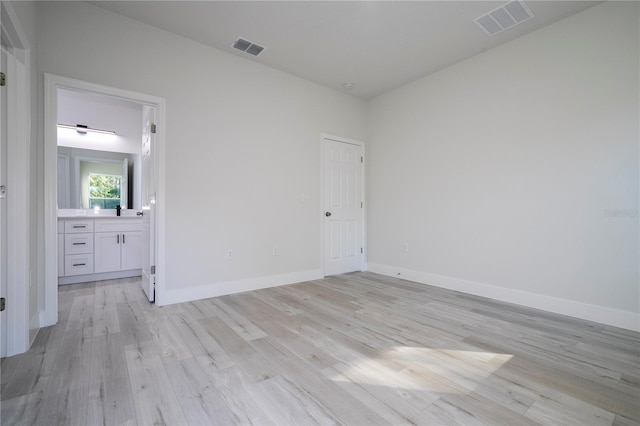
(89, 1, 601, 99)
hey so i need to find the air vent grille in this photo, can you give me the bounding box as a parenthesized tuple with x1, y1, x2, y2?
(232, 38, 265, 57)
(233, 38, 252, 52)
(245, 44, 264, 56)
(474, 1, 534, 36)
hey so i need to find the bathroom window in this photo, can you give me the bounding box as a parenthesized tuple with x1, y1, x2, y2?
(88, 173, 121, 209)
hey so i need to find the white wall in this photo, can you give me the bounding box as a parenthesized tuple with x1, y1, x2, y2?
(367, 1, 639, 329)
(37, 2, 367, 301)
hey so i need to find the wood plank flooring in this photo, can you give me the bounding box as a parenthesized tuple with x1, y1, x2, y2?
(1, 272, 639, 425)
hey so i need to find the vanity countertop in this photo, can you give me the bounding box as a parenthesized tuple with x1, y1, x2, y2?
(58, 209, 143, 219)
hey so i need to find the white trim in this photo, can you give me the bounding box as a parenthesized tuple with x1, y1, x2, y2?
(58, 269, 141, 286)
(1, 1, 32, 356)
(367, 263, 640, 332)
(160, 269, 323, 306)
(29, 312, 40, 331)
(320, 134, 366, 277)
(44, 74, 166, 325)
(6, 52, 30, 355)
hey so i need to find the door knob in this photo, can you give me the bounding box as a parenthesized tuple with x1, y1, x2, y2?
(325, 211, 332, 217)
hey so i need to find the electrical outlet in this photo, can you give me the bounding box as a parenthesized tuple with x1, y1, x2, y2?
(402, 243, 409, 253)
(226, 249, 233, 260)
(273, 246, 279, 256)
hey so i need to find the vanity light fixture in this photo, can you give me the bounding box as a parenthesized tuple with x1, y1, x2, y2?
(57, 123, 116, 135)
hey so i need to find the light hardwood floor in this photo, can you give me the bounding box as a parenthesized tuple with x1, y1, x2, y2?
(1, 272, 639, 425)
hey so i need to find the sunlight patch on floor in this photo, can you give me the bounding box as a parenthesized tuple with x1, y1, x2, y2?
(325, 346, 513, 394)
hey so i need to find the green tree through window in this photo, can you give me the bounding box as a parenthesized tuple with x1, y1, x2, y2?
(89, 173, 121, 209)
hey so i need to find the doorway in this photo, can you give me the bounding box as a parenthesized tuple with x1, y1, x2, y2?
(321, 135, 366, 276)
(43, 74, 166, 326)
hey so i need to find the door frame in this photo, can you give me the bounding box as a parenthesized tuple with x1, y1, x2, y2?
(43, 74, 166, 325)
(1, 1, 31, 357)
(320, 134, 366, 276)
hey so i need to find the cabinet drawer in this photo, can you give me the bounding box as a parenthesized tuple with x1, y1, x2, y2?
(65, 220, 94, 234)
(65, 233, 94, 255)
(94, 219, 142, 233)
(65, 254, 94, 276)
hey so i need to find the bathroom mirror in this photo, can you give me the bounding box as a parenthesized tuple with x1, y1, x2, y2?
(57, 146, 141, 210)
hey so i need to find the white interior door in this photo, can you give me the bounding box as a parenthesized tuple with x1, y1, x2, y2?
(141, 105, 156, 302)
(1, 47, 8, 357)
(323, 137, 364, 276)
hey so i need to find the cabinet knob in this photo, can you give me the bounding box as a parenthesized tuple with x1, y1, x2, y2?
(325, 211, 332, 217)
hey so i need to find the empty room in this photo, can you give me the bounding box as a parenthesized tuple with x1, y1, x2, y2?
(1, 1, 638, 425)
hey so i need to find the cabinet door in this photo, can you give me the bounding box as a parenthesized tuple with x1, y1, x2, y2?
(58, 234, 64, 277)
(94, 232, 121, 273)
(121, 231, 142, 271)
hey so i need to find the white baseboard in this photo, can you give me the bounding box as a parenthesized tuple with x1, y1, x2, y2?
(159, 269, 324, 306)
(29, 313, 40, 348)
(29, 312, 40, 330)
(367, 263, 639, 332)
(58, 269, 141, 285)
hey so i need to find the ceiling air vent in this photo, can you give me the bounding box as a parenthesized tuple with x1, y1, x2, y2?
(232, 38, 265, 57)
(474, 1, 534, 36)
